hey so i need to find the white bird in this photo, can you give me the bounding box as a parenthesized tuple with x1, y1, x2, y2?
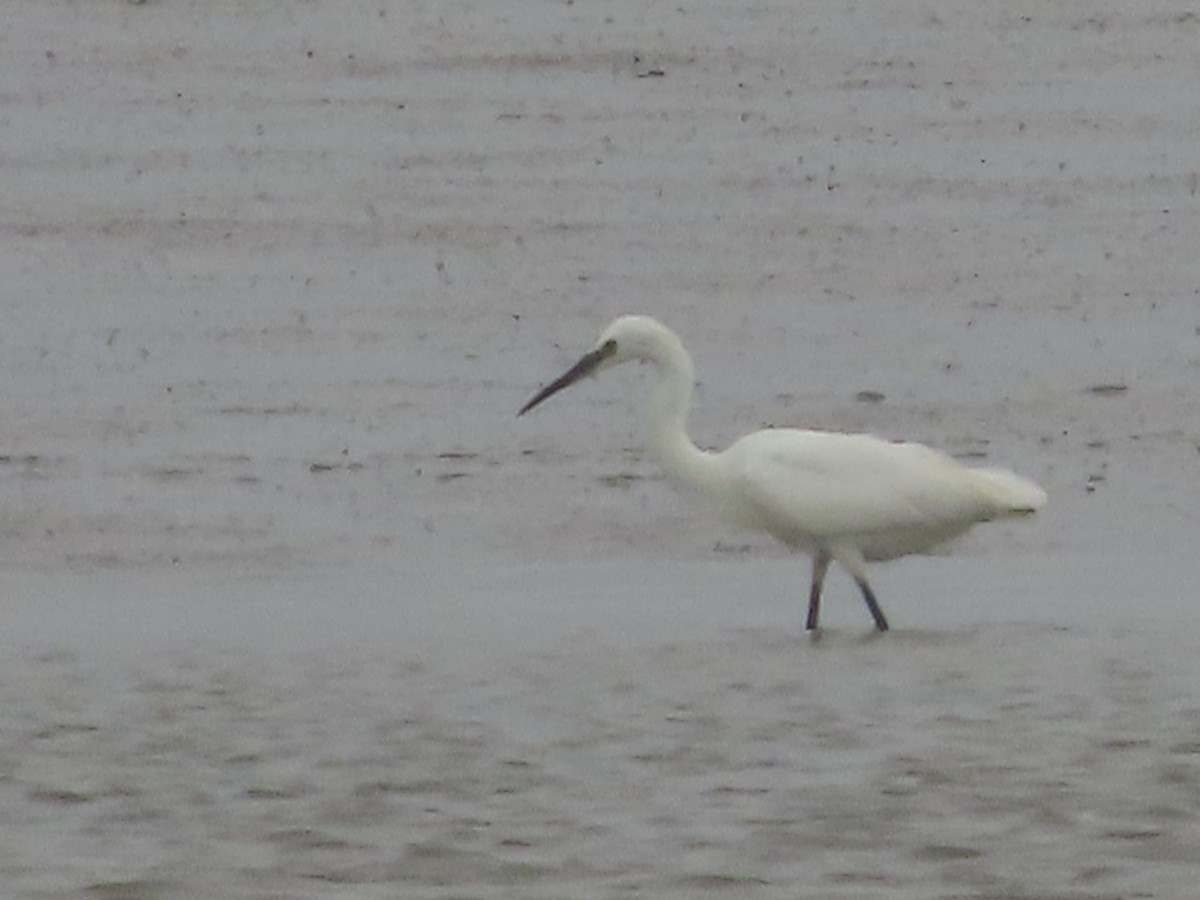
(519, 315, 1046, 632)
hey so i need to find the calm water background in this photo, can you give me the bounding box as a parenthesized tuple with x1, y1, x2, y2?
(2, 2, 1199, 896)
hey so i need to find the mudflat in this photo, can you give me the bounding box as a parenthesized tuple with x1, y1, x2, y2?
(2, 2, 1198, 896)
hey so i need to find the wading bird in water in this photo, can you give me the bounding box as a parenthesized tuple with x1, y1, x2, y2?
(518, 316, 1046, 632)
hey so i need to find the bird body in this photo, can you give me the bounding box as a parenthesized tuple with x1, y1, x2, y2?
(519, 315, 1045, 632)
(715, 428, 1042, 561)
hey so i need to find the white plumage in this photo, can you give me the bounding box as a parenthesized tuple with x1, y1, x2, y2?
(519, 315, 1046, 632)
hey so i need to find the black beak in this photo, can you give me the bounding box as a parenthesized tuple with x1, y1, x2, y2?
(518, 342, 615, 416)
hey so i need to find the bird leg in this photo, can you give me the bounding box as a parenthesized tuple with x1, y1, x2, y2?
(827, 543, 891, 633)
(805, 550, 831, 631)
(854, 577, 890, 632)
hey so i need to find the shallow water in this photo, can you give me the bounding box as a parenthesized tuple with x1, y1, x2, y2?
(3, 1, 1200, 897)
(5, 621, 1200, 898)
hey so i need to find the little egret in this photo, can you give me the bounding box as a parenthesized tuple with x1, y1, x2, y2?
(518, 316, 1046, 632)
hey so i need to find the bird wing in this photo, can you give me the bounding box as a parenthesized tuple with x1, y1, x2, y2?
(727, 429, 995, 545)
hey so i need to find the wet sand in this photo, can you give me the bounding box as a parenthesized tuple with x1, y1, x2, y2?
(2, 1, 1200, 897)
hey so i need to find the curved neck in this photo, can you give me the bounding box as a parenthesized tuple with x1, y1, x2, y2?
(643, 337, 716, 493)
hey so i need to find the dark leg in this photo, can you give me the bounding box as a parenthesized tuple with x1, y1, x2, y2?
(806, 550, 831, 631)
(854, 577, 890, 632)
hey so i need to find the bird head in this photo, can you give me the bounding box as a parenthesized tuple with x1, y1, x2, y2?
(518, 315, 670, 416)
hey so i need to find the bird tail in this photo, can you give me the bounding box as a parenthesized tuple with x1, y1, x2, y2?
(973, 467, 1047, 515)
